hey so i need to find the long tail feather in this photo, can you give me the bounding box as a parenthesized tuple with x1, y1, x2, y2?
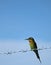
(33, 50, 41, 63)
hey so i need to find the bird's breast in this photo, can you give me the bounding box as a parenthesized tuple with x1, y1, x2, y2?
(29, 43, 35, 49)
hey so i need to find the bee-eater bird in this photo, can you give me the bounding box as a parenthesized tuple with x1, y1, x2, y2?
(25, 37, 41, 63)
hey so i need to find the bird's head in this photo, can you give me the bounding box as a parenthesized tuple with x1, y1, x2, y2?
(25, 37, 34, 43)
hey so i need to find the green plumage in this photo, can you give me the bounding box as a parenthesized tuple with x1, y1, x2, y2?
(26, 37, 41, 63)
(29, 42, 35, 49)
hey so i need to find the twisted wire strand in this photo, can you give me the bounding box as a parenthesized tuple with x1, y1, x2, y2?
(0, 47, 51, 55)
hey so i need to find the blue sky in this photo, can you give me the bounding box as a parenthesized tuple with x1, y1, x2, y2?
(0, 0, 51, 65)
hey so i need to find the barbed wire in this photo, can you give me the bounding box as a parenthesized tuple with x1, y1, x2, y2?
(0, 47, 51, 55)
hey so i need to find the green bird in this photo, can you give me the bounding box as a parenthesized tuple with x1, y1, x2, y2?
(25, 37, 41, 63)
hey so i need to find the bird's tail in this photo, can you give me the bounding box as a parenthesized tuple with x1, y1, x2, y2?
(33, 50, 41, 63)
